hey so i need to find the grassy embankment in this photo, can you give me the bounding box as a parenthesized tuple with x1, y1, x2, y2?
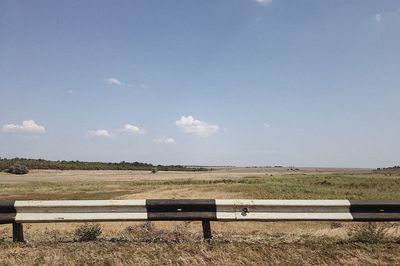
(0, 171, 400, 265)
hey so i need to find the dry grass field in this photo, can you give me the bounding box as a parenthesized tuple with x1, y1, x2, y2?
(1, 168, 400, 265)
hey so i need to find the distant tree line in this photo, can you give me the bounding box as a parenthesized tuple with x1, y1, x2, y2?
(0, 158, 210, 172)
(376, 165, 400, 171)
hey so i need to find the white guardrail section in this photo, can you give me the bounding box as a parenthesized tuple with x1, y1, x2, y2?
(9, 200, 356, 222)
(216, 200, 353, 221)
(14, 200, 147, 222)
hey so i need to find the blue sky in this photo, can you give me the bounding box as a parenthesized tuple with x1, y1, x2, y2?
(1, 0, 399, 168)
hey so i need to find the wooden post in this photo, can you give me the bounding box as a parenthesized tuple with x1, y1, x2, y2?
(12, 223, 24, 242)
(202, 220, 212, 242)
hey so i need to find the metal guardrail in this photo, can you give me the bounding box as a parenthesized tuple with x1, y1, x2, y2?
(1, 199, 400, 242)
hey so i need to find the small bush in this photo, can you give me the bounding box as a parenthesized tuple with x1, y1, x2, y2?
(151, 168, 158, 174)
(74, 223, 102, 241)
(348, 222, 392, 244)
(125, 222, 165, 243)
(4, 164, 29, 175)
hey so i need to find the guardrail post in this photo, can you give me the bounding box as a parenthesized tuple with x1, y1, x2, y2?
(202, 220, 212, 242)
(12, 223, 24, 242)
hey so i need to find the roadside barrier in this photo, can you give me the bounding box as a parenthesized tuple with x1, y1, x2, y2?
(1, 199, 399, 242)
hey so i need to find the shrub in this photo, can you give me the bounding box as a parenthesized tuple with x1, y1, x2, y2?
(4, 164, 29, 175)
(74, 223, 102, 241)
(125, 222, 165, 243)
(151, 168, 158, 174)
(348, 222, 392, 244)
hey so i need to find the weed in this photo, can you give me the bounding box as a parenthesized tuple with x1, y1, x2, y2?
(347, 222, 392, 244)
(74, 223, 102, 241)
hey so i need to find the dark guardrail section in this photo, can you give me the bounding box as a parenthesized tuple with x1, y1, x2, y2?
(146, 199, 217, 221)
(0, 201, 16, 224)
(350, 200, 400, 221)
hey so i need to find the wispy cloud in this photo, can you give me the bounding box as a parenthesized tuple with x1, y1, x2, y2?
(89, 124, 145, 138)
(88, 129, 113, 138)
(104, 78, 122, 85)
(118, 124, 146, 135)
(255, 0, 272, 6)
(375, 14, 382, 23)
(374, 9, 400, 23)
(175, 115, 218, 137)
(263, 122, 270, 128)
(2, 120, 46, 134)
(103, 78, 146, 91)
(154, 137, 176, 144)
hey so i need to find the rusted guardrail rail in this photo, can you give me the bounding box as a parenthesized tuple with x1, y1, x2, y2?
(1, 199, 399, 242)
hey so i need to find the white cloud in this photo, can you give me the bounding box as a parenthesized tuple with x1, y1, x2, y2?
(88, 124, 145, 138)
(119, 124, 145, 135)
(2, 120, 46, 134)
(375, 14, 382, 23)
(374, 9, 400, 23)
(154, 137, 176, 144)
(88, 129, 113, 138)
(175, 115, 218, 137)
(104, 78, 122, 85)
(263, 122, 270, 128)
(255, 0, 272, 5)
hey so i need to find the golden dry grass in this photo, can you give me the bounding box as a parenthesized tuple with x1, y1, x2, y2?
(0, 169, 399, 265)
(1, 221, 400, 265)
(0, 169, 271, 183)
(1, 240, 399, 265)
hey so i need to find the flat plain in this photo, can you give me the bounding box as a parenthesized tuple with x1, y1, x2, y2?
(1, 168, 400, 265)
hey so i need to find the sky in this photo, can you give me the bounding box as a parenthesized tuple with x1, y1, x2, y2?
(1, 0, 399, 168)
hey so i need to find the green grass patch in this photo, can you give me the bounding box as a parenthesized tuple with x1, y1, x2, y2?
(0, 173, 399, 200)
